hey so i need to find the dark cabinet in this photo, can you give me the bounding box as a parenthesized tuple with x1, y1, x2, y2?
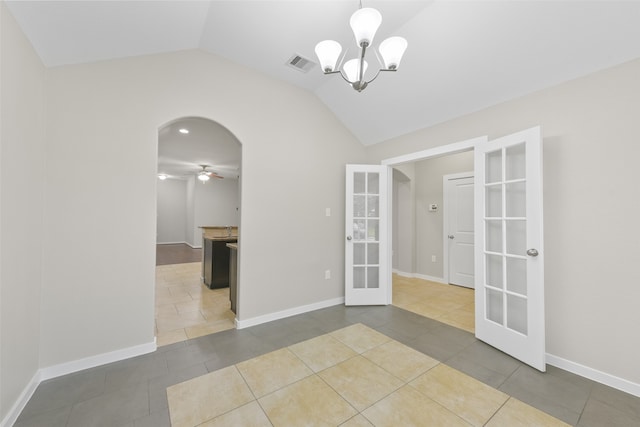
(203, 238, 237, 289)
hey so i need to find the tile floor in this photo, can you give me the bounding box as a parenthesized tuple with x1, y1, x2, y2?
(155, 262, 235, 346)
(15, 304, 640, 426)
(392, 274, 475, 333)
(166, 323, 568, 426)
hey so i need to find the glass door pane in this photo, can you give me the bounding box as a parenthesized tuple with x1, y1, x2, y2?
(483, 144, 529, 334)
(352, 171, 380, 289)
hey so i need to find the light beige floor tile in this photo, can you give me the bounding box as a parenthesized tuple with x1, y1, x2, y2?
(439, 303, 475, 333)
(318, 355, 404, 412)
(258, 375, 357, 426)
(155, 303, 178, 317)
(486, 397, 571, 427)
(236, 348, 313, 398)
(155, 288, 172, 299)
(340, 414, 374, 426)
(167, 366, 254, 427)
(330, 323, 391, 353)
(167, 286, 193, 298)
(289, 334, 358, 372)
(404, 301, 451, 319)
(174, 297, 225, 314)
(410, 364, 508, 426)
(199, 401, 272, 427)
(156, 310, 207, 333)
(201, 306, 235, 322)
(362, 385, 471, 427)
(362, 340, 439, 382)
(185, 318, 235, 339)
(156, 329, 188, 346)
(155, 293, 193, 307)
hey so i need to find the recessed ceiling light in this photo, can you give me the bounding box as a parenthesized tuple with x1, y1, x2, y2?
(179, 128, 189, 134)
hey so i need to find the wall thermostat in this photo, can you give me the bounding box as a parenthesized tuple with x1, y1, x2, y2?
(429, 204, 438, 212)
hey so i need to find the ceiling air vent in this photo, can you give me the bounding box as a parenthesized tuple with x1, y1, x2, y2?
(286, 54, 316, 73)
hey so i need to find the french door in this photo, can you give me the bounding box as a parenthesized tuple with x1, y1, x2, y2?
(344, 127, 545, 371)
(474, 127, 545, 371)
(344, 165, 389, 305)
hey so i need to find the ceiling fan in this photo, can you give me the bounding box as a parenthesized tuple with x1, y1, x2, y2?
(197, 165, 223, 182)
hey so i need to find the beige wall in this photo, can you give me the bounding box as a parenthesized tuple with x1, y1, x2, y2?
(0, 2, 46, 421)
(41, 49, 366, 367)
(414, 152, 474, 279)
(367, 58, 640, 386)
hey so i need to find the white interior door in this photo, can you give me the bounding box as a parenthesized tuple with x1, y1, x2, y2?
(345, 164, 389, 305)
(445, 174, 475, 288)
(474, 126, 545, 371)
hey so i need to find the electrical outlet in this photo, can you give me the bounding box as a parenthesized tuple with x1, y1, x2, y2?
(325, 208, 331, 217)
(431, 255, 436, 262)
(325, 270, 331, 279)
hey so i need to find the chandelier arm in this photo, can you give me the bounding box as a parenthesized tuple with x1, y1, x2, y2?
(322, 70, 354, 84)
(363, 68, 397, 85)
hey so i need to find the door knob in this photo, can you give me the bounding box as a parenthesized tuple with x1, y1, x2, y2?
(526, 248, 539, 257)
(346, 236, 352, 241)
(448, 235, 455, 239)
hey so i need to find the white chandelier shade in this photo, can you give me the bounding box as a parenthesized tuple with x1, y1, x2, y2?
(343, 58, 368, 83)
(314, 5, 407, 92)
(349, 7, 382, 47)
(379, 36, 408, 69)
(314, 40, 342, 73)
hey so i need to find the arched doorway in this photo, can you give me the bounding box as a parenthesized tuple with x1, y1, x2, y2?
(155, 117, 242, 346)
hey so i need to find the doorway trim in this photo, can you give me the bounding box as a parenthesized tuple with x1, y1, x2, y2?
(381, 136, 488, 300)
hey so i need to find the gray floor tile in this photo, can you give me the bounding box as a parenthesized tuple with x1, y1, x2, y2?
(578, 397, 640, 427)
(501, 365, 592, 414)
(17, 368, 106, 420)
(163, 340, 220, 372)
(133, 408, 171, 427)
(448, 340, 522, 377)
(589, 382, 640, 421)
(104, 353, 168, 393)
(14, 405, 71, 427)
(66, 382, 149, 427)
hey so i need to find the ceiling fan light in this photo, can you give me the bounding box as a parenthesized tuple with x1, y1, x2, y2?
(158, 174, 168, 180)
(198, 172, 210, 182)
(315, 40, 342, 73)
(379, 36, 408, 69)
(343, 58, 368, 83)
(349, 7, 382, 47)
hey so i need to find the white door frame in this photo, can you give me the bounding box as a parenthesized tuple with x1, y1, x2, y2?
(443, 171, 474, 285)
(381, 136, 488, 299)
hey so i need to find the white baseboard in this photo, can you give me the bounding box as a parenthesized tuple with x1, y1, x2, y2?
(235, 297, 345, 329)
(39, 339, 157, 381)
(1, 340, 156, 427)
(1, 371, 41, 427)
(392, 269, 414, 278)
(546, 353, 640, 398)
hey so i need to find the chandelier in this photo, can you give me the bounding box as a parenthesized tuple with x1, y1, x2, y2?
(314, 3, 408, 92)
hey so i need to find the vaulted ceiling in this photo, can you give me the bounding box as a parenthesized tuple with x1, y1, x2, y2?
(7, 1, 640, 147)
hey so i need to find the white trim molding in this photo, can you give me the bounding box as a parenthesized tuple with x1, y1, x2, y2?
(546, 353, 640, 398)
(0, 340, 156, 427)
(0, 371, 41, 427)
(235, 297, 344, 329)
(39, 340, 157, 381)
